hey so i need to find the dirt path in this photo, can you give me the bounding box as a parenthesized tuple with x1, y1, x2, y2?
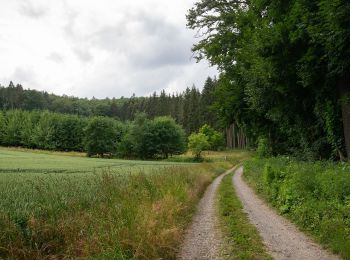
(233, 167, 340, 260)
(178, 167, 236, 260)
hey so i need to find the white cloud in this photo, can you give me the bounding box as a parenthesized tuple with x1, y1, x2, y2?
(0, 0, 217, 98)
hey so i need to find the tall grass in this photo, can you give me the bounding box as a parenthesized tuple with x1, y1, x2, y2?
(244, 157, 350, 259)
(0, 164, 221, 259)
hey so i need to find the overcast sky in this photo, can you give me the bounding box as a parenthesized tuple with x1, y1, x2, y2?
(0, 0, 217, 99)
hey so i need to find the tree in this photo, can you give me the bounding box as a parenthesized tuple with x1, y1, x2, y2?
(150, 117, 186, 158)
(199, 124, 224, 151)
(84, 117, 119, 157)
(200, 77, 219, 128)
(188, 133, 209, 160)
(187, 0, 350, 160)
(0, 112, 5, 145)
(118, 115, 186, 159)
(2, 110, 24, 146)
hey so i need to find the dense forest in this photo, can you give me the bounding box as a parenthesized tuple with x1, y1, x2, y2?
(0, 78, 220, 135)
(0, 109, 188, 159)
(0, 108, 224, 159)
(188, 0, 350, 160)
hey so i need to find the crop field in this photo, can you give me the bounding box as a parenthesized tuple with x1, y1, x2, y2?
(0, 147, 188, 174)
(0, 147, 230, 259)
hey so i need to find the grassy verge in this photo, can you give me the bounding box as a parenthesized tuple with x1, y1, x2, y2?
(218, 171, 271, 259)
(244, 157, 350, 259)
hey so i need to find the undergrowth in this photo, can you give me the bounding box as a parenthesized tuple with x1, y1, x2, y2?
(244, 157, 350, 259)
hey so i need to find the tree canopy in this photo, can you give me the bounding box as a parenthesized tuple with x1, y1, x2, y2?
(188, 0, 350, 160)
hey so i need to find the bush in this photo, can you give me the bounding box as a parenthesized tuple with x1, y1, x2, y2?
(256, 136, 272, 158)
(199, 124, 225, 150)
(188, 133, 209, 160)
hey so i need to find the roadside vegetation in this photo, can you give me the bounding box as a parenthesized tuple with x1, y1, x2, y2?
(218, 172, 271, 259)
(244, 157, 350, 259)
(0, 147, 238, 259)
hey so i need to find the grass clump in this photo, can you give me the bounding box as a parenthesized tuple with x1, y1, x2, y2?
(244, 157, 350, 259)
(218, 172, 271, 259)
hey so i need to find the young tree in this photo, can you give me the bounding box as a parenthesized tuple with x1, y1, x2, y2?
(199, 124, 225, 150)
(2, 110, 24, 146)
(188, 133, 209, 160)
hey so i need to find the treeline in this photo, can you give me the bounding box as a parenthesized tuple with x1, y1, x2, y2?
(0, 78, 220, 134)
(188, 0, 350, 160)
(0, 110, 188, 159)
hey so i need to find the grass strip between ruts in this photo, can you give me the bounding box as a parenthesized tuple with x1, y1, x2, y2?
(218, 170, 272, 259)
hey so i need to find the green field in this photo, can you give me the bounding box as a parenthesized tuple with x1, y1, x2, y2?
(0, 147, 188, 174)
(0, 147, 231, 259)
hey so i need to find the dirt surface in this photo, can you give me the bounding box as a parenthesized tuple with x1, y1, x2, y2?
(233, 167, 341, 260)
(178, 167, 236, 260)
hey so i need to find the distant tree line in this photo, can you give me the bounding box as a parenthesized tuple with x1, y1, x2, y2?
(0, 110, 189, 159)
(0, 78, 220, 135)
(188, 0, 350, 160)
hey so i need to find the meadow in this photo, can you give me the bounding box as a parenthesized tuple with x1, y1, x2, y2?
(0, 147, 241, 259)
(244, 157, 350, 259)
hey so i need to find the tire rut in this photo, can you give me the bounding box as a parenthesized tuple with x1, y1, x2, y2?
(178, 167, 236, 260)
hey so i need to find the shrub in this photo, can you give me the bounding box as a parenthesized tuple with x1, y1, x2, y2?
(199, 124, 225, 150)
(256, 136, 272, 158)
(188, 133, 209, 160)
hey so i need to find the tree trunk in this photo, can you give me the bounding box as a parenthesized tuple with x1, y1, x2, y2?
(338, 78, 350, 160)
(232, 123, 236, 149)
(226, 126, 232, 148)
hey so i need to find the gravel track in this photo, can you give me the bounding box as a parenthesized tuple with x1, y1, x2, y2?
(233, 166, 340, 260)
(178, 167, 236, 260)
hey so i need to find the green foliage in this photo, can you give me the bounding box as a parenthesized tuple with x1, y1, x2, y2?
(2, 110, 24, 146)
(84, 116, 120, 157)
(0, 80, 221, 136)
(118, 114, 186, 159)
(199, 124, 225, 150)
(0, 110, 186, 159)
(244, 158, 350, 258)
(256, 137, 272, 158)
(0, 110, 89, 152)
(150, 117, 186, 158)
(0, 112, 5, 143)
(188, 133, 209, 160)
(187, 0, 350, 160)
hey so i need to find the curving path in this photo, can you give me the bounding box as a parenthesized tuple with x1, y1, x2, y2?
(233, 167, 340, 260)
